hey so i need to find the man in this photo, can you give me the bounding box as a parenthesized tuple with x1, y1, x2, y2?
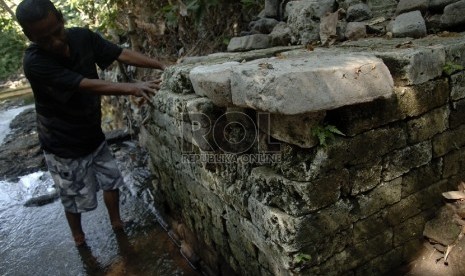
(15, 0, 165, 246)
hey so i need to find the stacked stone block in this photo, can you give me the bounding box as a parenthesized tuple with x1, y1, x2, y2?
(141, 33, 465, 275)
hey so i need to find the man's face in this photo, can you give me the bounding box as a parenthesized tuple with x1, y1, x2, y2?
(23, 11, 69, 57)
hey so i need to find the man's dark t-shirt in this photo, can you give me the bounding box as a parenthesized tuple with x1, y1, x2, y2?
(23, 27, 122, 158)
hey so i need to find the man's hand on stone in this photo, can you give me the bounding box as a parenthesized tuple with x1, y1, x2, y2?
(129, 79, 162, 106)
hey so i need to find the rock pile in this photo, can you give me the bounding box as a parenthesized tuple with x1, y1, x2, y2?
(228, 0, 465, 51)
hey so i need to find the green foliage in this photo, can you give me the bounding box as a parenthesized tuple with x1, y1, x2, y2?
(311, 124, 345, 147)
(0, 29, 26, 79)
(161, 0, 221, 27)
(293, 253, 312, 265)
(0, 1, 25, 80)
(443, 61, 464, 76)
(241, 0, 262, 12)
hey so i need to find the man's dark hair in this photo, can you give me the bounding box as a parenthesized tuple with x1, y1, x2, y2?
(16, 0, 63, 28)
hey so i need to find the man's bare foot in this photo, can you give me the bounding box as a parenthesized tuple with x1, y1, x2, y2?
(74, 233, 86, 246)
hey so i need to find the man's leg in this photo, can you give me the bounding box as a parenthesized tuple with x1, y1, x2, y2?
(103, 189, 124, 229)
(65, 211, 86, 246)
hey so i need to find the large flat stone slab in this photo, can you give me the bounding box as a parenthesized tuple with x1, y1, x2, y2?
(231, 53, 393, 114)
(190, 52, 394, 114)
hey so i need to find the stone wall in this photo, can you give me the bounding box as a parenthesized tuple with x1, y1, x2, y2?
(140, 33, 465, 275)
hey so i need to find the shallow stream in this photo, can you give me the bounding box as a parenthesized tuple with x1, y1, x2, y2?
(0, 100, 198, 275)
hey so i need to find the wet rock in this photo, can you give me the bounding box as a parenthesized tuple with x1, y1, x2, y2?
(23, 191, 59, 207)
(0, 108, 45, 181)
(391, 10, 427, 38)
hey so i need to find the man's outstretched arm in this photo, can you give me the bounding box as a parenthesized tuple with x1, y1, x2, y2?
(79, 78, 160, 103)
(117, 49, 166, 70)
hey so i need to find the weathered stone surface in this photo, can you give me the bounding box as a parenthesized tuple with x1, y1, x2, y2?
(451, 72, 465, 101)
(269, 22, 292, 46)
(315, 230, 393, 273)
(406, 106, 449, 143)
(231, 53, 393, 114)
(356, 247, 403, 276)
(260, 112, 325, 148)
(249, 18, 279, 34)
(336, 0, 363, 11)
(424, 205, 462, 245)
(357, 178, 402, 219)
(264, 0, 279, 18)
(376, 46, 445, 85)
(391, 11, 427, 38)
(450, 98, 465, 128)
(395, 79, 450, 117)
(393, 214, 427, 246)
(443, 148, 465, 178)
(286, 0, 336, 44)
(249, 166, 344, 216)
(227, 34, 271, 52)
(346, 3, 373, 22)
(326, 96, 403, 136)
(366, 0, 398, 17)
(429, 0, 461, 11)
(162, 64, 196, 94)
(433, 124, 465, 157)
(353, 211, 389, 243)
(382, 141, 432, 181)
(189, 62, 238, 107)
(395, 0, 428, 15)
(441, 0, 465, 28)
(345, 22, 367, 40)
(145, 31, 465, 276)
(401, 160, 443, 198)
(350, 161, 383, 196)
(342, 126, 407, 166)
